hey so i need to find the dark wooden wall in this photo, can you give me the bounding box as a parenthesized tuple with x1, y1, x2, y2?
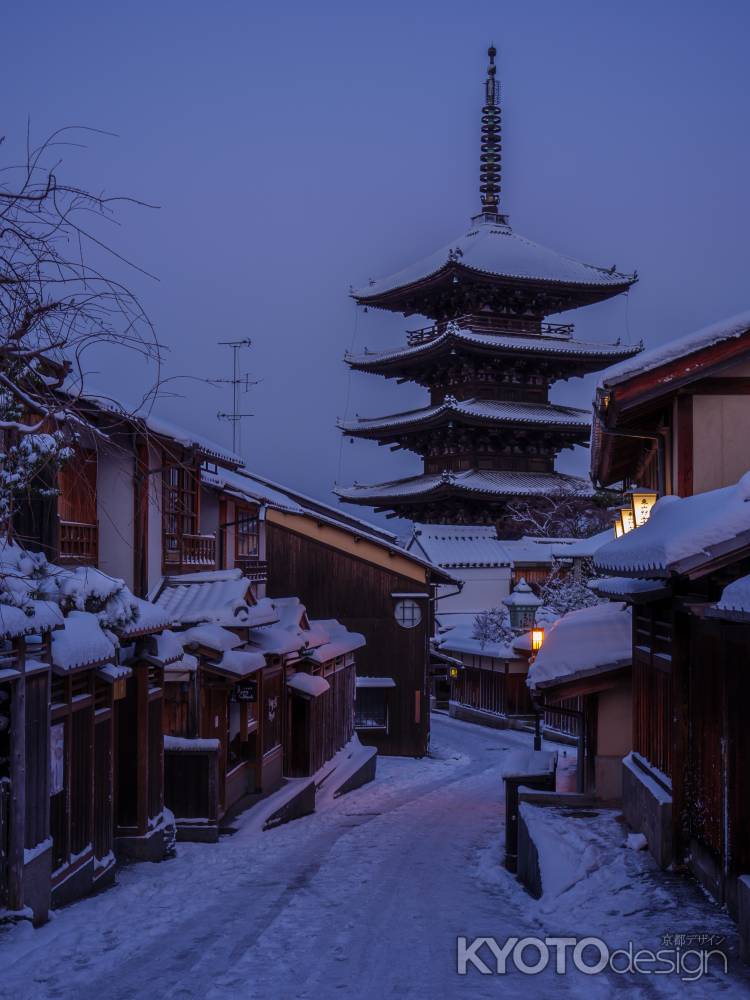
(266, 523, 431, 757)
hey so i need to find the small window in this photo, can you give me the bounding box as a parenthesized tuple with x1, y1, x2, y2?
(355, 688, 388, 731)
(394, 599, 422, 629)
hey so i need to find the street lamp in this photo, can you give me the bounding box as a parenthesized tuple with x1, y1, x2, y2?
(531, 627, 545, 653)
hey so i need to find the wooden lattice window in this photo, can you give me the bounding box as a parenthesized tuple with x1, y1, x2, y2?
(235, 507, 259, 561)
(162, 457, 199, 562)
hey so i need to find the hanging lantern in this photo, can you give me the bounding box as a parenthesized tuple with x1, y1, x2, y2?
(620, 506, 636, 534)
(614, 518, 624, 539)
(449, 666, 459, 679)
(531, 627, 545, 653)
(630, 488, 658, 528)
(503, 577, 542, 630)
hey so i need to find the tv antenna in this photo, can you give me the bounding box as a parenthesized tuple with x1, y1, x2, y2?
(208, 338, 258, 454)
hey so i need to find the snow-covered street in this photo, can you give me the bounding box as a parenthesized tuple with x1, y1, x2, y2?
(2, 714, 748, 999)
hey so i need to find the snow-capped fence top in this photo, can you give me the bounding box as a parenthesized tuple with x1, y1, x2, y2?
(52, 611, 118, 671)
(527, 601, 632, 691)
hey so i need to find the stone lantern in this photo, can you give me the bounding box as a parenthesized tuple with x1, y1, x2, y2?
(502, 577, 541, 631)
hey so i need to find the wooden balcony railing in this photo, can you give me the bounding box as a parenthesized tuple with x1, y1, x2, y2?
(235, 556, 268, 582)
(164, 533, 217, 572)
(58, 520, 98, 565)
(405, 318, 574, 347)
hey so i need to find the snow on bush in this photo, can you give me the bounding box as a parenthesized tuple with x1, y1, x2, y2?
(0, 536, 140, 630)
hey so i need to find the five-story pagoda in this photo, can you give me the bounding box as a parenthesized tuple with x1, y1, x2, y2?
(336, 47, 640, 527)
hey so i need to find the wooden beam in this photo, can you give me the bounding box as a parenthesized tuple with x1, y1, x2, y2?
(676, 395, 693, 497)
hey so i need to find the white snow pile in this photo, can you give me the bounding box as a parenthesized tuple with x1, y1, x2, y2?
(598, 307, 750, 388)
(626, 832, 648, 851)
(715, 572, 750, 614)
(52, 611, 117, 670)
(521, 803, 603, 898)
(527, 601, 631, 690)
(595, 471, 750, 575)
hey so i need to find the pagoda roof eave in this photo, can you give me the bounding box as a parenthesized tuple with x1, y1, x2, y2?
(336, 469, 595, 507)
(346, 328, 643, 375)
(352, 220, 636, 312)
(339, 398, 591, 438)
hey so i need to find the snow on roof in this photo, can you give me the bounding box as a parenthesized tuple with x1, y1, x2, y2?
(98, 663, 133, 683)
(436, 619, 519, 661)
(204, 648, 265, 679)
(409, 523, 511, 568)
(118, 597, 175, 637)
(146, 629, 185, 665)
(201, 466, 304, 514)
(151, 570, 278, 628)
(598, 308, 750, 389)
(714, 574, 750, 616)
(80, 394, 242, 466)
(594, 472, 750, 577)
(286, 672, 330, 698)
(182, 623, 244, 653)
(337, 469, 594, 503)
(307, 619, 366, 663)
(354, 218, 634, 298)
(347, 324, 638, 369)
(52, 611, 118, 671)
(527, 602, 632, 690)
(340, 398, 590, 435)
(589, 577, 671, 600)
(247, 597, 328, 657)
(551, 529, 614, 560)
(356, 676, 396, 688)
(0, 601, 64, 639)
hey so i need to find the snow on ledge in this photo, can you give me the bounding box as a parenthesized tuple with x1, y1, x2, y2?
(164, 736, 220, 753)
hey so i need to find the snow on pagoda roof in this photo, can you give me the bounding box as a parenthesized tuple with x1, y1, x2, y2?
(408, 523, 512, 568)
(353, 219, 635, 300)
(594, 472, 750, 577)
(337, 468, 594, 504)
(598, 308, 750, 389)
(340, 397, 590, 436)
(347, 325, 640, 369)
(527, 601, 632, 690)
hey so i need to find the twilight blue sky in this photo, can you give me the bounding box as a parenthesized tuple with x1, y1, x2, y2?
(4, 1, 750, 528)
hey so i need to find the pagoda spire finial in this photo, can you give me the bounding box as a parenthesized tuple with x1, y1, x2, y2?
(479, 44, 503, 218)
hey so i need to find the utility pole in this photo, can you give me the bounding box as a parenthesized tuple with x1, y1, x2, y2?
(211, 338, 256, 455)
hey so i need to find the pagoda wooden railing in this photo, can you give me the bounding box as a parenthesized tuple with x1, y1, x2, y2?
(58, 520, 98, 565)
(163, 533, 217, 571)
(406, 319, 574, 347)
(235, 556, 268, 582)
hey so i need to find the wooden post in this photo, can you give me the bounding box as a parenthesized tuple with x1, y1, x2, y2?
(8, 644, 26, 911)
(136, 665, 149, 837)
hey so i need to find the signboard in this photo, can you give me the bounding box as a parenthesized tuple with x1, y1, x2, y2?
(233, 680, 258, 704)
(50, 723, 65, 796)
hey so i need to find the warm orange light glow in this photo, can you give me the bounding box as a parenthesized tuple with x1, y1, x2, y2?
(531, 627, 545, 652)
(620, 506, 636, 534)
(614, 519, 624, 538)
(449, 666, 459, 679)
(631, 489, 658, 527)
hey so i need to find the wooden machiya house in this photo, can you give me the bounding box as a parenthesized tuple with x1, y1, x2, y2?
(336, 47, 640, 532)
(592, 310, 750, 497)
(593, 480, 750, 923)
(201, 467, 456, 757)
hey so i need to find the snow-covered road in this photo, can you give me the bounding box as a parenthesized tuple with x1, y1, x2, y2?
(2, 715, 747, 999)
